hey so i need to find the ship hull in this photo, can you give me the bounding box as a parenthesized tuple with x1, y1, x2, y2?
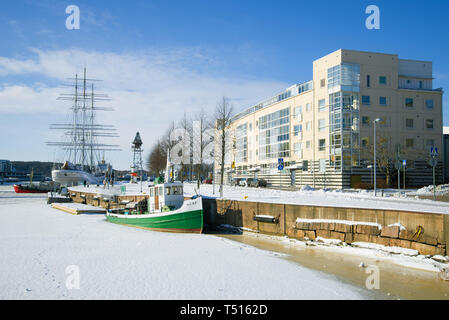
(106, 197, 203, 234)
(13, 184, 49, 194)
(52, 169, 102, 186)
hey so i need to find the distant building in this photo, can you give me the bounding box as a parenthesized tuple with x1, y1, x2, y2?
(215, 49, 444, 188)
(0, 160, 14, 174)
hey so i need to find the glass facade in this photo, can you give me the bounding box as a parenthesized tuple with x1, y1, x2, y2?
(235, 123, 248, 163)
(328, 63, 360, 94)
(328, 63, 361, 171)
(258, 107, 290, 160)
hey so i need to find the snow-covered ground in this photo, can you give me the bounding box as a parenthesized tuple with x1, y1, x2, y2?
(184, 183, 449, 215)
(0, 185, 377, 299)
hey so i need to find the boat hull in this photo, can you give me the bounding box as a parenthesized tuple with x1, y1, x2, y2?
(106, 197, 203, 234)
(52, 169, 102, 186)
(13, 184, 49, 194)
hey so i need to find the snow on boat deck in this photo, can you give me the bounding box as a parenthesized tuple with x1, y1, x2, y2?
(0, 185, 375, 299)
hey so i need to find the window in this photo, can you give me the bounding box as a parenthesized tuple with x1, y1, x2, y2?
(293, 125, 302, 136)
(406, 138, 414, 148)
(367, 75, 370, 88)
(318, 139, 326, 151)
(306, 103, 311, 112)
(379, 96, 387, 105)
(362, 95, 370, 105)
(379, 76, 387, 85)
(306, 141, 311, 149)
(426, 99, 434, 109)
(327, 63, 360, 91)
(258, 107, 290, 159)
(419, 80, 423, 89)
(249, 123, 252, 131)
(318, 99, 326, 112)
(318, 119, 326, 132)
(306, 121, 311, 131)
(235, 123, 248, 162)
(426, 139, 435, 149)
(405, 98, 414, 108)
(362, 116, 370, 126)
(294, 142, 302, 156)
(361, 137, 370, 147)
(426, 119, 434, 129)
(294, 106, 302, 119)
(405, 119, 414, 129)
(320, 79, 325, 88)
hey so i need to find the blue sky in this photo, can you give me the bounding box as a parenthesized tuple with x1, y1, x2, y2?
(0, 0, 448, 169)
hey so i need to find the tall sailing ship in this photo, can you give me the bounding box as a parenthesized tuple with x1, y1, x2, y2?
(47, 68, 121, 186)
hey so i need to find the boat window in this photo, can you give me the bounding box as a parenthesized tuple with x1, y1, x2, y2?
(150, 188, 154, 197)
(159, 187, 163, 196)
(166, 187, 171, 195)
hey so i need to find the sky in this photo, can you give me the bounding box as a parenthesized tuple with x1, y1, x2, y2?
(0, 0, 448, 170)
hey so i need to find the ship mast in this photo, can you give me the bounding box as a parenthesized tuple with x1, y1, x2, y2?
(47, 68, 121, 170)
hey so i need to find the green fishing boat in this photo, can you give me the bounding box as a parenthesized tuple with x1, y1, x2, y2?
(106, 181, 203, 233)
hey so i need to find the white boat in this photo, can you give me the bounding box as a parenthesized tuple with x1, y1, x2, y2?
(51, 168, 101, 186)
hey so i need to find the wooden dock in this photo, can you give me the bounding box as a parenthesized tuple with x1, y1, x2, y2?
(51, 203, 106, 215)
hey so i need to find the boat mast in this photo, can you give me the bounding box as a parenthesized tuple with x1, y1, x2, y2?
(47, 68, 122, 169)
(73, 74, 78, 166)
(90, 83, 95, 171)
(81, 67, 87, 171)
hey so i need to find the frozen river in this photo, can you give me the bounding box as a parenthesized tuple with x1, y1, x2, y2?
(0, 185, 378, 300)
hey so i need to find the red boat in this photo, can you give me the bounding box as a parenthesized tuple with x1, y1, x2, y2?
(13, 182, 59, 194)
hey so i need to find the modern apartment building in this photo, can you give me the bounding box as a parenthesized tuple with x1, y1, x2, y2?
(215, 49, 444, 189)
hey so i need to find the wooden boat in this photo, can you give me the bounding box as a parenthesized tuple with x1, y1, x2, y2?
(106, 181, 203, 233)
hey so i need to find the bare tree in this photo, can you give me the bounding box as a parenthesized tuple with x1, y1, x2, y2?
(178, 113, 193, 182)
(213, 97, 234, 197)
(160, 121, 176, 181)
(146, 140, 166, 176)
(193, 108, 213, 188)
(361, 131, 427, 187)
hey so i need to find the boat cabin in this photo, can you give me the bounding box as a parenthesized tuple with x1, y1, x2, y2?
(148, 182, 184, 213)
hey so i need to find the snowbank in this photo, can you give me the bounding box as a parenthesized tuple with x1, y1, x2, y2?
(185, 183, 449, 215)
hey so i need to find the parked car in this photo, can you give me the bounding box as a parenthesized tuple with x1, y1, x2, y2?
(232, 178, 243, 186)
(248, 178, 267, 188)
(202, 178, 213, 184)
(239, 178, 250, 187)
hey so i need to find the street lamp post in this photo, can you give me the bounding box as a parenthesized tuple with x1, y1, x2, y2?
(373, 118, 381, 196)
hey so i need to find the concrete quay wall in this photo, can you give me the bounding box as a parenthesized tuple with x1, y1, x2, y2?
(204, 198, 448, 256)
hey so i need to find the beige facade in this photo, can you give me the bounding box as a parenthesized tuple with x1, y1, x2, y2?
(216, 49, 443, 188)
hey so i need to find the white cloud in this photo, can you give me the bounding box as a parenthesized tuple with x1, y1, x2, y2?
(0, 48, 288, 168)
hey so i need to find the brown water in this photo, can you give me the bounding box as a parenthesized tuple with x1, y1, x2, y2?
(213, 232, 449, 300)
